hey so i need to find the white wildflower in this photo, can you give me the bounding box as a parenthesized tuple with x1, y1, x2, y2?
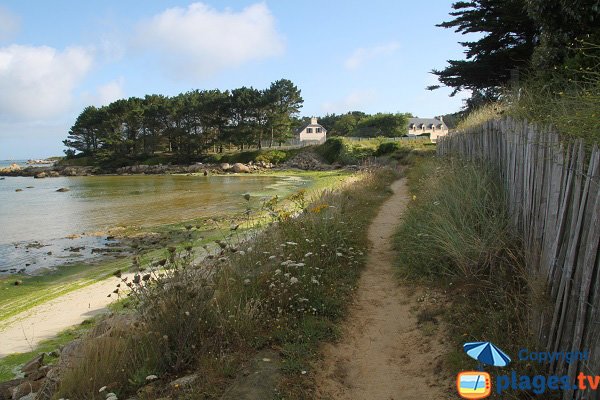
(295, 263, 305, 267)
(244, 279, 251, 285)
(290, 277, 299, 284)
(184, 311, 190, 316)
(238, 250, 246, 256)
(311, 277, 320, 285)
(269, 255, 276, 260)
(286, 241, 298, 246)
(98, 386, 107, 393)
(247, 247, 253, 252)
(336, 252, 343, 257)
(274, 269, 281, 275)
(304, 252, 313, 257)
(146, 374, 158, 381)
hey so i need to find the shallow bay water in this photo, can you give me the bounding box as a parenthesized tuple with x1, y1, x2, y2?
(0, 174, 310, 273)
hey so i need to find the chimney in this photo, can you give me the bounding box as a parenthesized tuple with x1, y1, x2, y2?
(311, 117, 318, 125)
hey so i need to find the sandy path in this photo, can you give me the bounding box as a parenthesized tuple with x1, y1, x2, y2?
(316, 178, 450, 400)
(0, 276, 123, 357)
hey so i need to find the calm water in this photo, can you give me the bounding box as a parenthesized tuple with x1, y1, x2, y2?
(0, 160, 28, 168)
(0, 174, 310, 274)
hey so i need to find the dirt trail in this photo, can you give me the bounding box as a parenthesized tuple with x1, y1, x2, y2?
(316, 178, 450, 400)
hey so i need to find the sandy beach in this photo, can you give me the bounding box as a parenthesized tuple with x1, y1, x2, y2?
(0, 276, 125, 357)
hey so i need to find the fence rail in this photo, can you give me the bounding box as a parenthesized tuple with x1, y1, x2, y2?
(437, 118, 599, 400)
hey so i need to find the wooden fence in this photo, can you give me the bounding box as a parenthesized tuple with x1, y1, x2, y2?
(437, 118, 599, 400)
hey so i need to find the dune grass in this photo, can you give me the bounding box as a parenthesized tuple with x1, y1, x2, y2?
(394, 155, 537, 399)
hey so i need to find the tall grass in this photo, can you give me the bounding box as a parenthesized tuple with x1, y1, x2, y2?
(507, 72, 600, 145)
(395, 156, 534, 399)
(54, 167, 398, 399)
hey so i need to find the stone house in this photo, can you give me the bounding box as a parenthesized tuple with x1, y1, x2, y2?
(407, 117, 448, 142)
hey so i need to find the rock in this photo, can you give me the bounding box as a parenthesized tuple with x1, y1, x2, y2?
(55, 188, 69, 192)
(21, 354, 44, 375)
(169, 374, 199, 390)
(15, 189, 22, 192)
(10, 380, 42, 400)
(8, 163, 21, 171)
(62, 167, 78, 176)
(33, 172, 46, 179)
(47, 171, 60, 177)
(220, 163, 232, 171)
(221, 350, 281, 400)
(0, 379, 23, 400)
(232, 163, 250, 173)
(26, 365, 49, 381)
(17, 393, 36, 400)
(283, 151, 330, 171)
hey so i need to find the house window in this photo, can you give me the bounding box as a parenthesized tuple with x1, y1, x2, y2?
(316, 127, 322, 133)
(306, 128, 313, 133)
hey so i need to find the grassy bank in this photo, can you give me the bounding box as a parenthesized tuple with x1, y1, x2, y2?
(394, 155, 537, 399)
(50, 167, 398, 399)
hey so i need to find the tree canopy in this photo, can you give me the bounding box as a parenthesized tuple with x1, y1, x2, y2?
(431, 0, 600, 106)
(63, 79, 303, 161)
(309, 112, 411, 137)
(429, 0, 537, 101)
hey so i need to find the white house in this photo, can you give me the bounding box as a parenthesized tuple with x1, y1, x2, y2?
(296, 117, 327, 145)
(407, 117, 448, 142)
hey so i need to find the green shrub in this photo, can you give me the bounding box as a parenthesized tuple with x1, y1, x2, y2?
(255, 150, 288, 164)
(374, 141, 402, 156)
(316, 137, 376, 164)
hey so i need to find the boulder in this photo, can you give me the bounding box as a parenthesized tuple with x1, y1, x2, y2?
(61, 167, 78, 176)
(21, 354, 43, 376)
(220, 163, 232, 171)
(55, 188, 70, 193)
(232, 163, 250, 173)
(0, 379, 23, 400)
(47, 171, 60, 177)
(10, 380, 42, 400)
(169, 374, 199, 390)
(33, 172, 46, 179)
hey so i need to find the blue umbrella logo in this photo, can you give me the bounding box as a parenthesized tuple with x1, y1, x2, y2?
(463, 342, 511, 368)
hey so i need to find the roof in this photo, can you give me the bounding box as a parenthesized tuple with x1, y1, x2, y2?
(408, 117, 447, 129)
(295, 123, 327, 134)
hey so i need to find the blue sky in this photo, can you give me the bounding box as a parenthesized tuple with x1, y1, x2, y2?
(0, 0, 469, 159)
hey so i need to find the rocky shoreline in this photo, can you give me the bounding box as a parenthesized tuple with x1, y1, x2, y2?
(0, 152, 339, 178)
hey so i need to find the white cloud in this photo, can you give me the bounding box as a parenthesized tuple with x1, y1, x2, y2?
(84, 77, 125, 107)
(344, 42, 400, 71)
(321, 90, 376, 114)
(134, 2, 285, 80)
(0, 45, 93, 122)
(0, 7, 20, 41)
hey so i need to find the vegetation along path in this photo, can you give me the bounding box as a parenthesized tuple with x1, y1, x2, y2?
(316, 178, 450, 399)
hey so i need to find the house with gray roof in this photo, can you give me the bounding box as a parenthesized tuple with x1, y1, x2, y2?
(295, 117, 327, 145)
(407, 116, 448, 142)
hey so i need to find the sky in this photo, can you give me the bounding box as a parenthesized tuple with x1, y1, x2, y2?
(0, 0, 470, 159)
